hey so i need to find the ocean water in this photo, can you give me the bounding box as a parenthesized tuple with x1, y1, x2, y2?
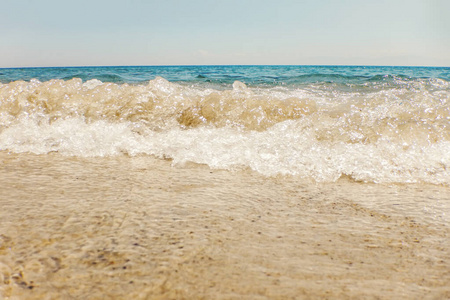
(0, 65, 449, 184)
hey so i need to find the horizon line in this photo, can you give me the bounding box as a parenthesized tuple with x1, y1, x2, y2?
(1, 63, 449, 70)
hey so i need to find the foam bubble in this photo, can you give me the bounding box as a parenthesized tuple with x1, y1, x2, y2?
(0, 116, 448, 184)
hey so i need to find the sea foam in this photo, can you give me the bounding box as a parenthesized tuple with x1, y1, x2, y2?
(0, 76, 449, 184)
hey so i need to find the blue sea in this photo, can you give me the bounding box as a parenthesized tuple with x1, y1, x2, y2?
(0, 65, 449, 184)
(1, 65, 450, 86)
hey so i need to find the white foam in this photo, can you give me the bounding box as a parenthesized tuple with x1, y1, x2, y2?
(82, 79, 103, 90)
(1, 116, 448, 185)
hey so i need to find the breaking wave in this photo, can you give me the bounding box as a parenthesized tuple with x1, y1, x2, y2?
(0, 73, 449, 184)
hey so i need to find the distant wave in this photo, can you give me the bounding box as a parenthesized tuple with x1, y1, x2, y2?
(1, 65, 449, 86)
(61, 73, 128, 83)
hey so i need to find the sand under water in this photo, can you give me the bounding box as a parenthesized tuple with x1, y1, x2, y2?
(0, 151, 449, 299)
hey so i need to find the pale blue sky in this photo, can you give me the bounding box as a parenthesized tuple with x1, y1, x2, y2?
(1, 0, 449, 67)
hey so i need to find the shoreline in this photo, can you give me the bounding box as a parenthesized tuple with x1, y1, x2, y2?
(1, 152, 449, 299)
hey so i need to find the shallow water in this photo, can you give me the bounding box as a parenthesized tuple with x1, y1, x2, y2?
(0, 152, 449, 299)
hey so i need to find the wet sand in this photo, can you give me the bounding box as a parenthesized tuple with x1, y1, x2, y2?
(0, 152, 449, 299)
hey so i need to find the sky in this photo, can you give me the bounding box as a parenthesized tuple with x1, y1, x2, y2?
(1, 0, 449, 68)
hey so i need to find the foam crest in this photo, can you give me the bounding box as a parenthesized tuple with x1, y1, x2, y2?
(0, 116, 448, 184)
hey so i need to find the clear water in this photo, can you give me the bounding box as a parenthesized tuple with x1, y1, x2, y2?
(1, 65, 449, 86)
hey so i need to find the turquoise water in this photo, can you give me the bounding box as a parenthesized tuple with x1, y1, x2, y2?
(1, 65, 449, 86)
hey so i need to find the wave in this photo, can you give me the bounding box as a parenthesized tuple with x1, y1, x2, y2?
(0, 77, 449, 184)
(60, 73, 132, 84)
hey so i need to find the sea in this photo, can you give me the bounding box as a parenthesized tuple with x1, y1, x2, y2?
(1, 65, 450, 299)
(0, 65, 449, 185)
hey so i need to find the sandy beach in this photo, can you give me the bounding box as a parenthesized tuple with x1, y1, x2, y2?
(1, 0, 449, 297)
(0, 151, 449, 299)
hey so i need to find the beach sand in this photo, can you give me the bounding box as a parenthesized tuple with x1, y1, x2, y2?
(0, 152, 449, 299)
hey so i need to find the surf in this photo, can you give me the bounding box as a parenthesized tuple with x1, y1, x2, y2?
(0, 66, 449, 184)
